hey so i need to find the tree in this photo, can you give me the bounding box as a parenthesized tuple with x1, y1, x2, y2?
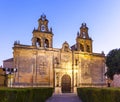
(106, 48, 120, 80)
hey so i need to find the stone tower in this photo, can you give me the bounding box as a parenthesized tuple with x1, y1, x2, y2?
(32, 14, 53, 48)
(76, 23, 92, 53)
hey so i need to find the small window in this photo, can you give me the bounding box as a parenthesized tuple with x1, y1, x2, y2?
(44, 39, 49, 48)
(86, 45, 90, 52)
(80, 44, 84, 51)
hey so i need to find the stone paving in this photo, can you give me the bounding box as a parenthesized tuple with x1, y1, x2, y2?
(46, 93, 82, 102)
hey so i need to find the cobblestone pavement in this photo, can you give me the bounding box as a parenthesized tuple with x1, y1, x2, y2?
(46, 93, 82, 102)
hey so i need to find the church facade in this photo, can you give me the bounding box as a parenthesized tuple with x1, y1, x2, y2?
(12, 14, 106, 93)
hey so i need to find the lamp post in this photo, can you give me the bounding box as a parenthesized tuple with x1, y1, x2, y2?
(6, 68, 17, 87)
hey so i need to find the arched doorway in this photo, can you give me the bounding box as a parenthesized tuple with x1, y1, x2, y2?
(61, 74, 71, 93)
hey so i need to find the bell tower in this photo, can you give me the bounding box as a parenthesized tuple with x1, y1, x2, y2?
(38, 14, 49, 32)
(76, 23, 92, 53)
(32, 14, 53, 48)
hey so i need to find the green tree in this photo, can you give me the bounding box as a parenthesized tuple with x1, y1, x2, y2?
(106, 48, 120, 80)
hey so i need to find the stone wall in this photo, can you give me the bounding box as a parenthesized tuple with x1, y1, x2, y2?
(111, 74, 120, 87)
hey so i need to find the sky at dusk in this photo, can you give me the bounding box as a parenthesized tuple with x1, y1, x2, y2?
(0, 0, 120, 66)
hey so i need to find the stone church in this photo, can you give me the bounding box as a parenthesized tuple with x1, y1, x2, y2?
(11, 14, 106, 93)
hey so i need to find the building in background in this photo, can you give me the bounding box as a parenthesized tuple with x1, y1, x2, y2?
(0, 66, 6, 86)
(3, 58, 17, 87)
(3, 58, 14, 69)
(4, 14, 106, 93)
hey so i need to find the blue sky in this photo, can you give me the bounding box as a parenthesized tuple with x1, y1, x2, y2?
(0, 0, 120, 66)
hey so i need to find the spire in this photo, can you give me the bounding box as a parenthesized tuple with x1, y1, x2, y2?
(79, 23, 89, 39)
(38, 14, 49, 32)
(77, 32, 79, 37)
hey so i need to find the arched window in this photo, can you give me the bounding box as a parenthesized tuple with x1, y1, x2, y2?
(86, 45, 90, 52)
(44, 39, 49, 48)
(36, 38, 41, 47)
(80, 44, 84, 51)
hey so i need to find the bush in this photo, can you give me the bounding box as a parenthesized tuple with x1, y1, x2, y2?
(0, 87, 54, 102)
(77, 87, 120, 102)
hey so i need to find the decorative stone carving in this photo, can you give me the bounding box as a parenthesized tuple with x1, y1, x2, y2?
(56, 72, 60, 86)
(61, 41, 70, 52)
(37, 56, 48, 76)
(38, 62, 47, 75)
(61, 54, 70, 62)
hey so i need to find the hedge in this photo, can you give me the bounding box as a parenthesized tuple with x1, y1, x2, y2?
(0, 87, 54, 102)
(77, 87, 120, 102)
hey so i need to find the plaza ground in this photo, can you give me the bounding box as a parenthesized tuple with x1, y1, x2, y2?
(46, 93, 82, 102)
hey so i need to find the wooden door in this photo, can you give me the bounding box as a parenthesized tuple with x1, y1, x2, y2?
(61, 74, 71, 93)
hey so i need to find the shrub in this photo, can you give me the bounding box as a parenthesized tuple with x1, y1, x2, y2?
(77, 87, 120, 102)
(0, 87, 54, 102)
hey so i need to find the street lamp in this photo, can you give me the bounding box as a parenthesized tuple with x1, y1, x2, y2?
(5, 68, 17, 87)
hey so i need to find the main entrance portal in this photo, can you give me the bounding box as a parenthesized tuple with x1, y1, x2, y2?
(61, 74, 71, 93)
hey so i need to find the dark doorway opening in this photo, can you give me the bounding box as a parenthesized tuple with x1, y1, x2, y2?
(61, 74, 71, 93)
